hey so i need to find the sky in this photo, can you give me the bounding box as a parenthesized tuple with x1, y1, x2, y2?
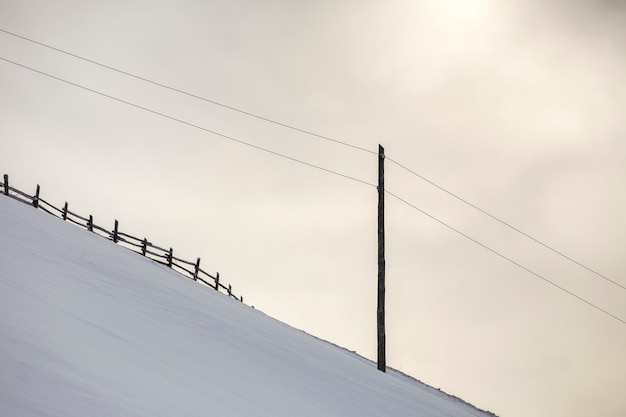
(0, 1, 625, 416)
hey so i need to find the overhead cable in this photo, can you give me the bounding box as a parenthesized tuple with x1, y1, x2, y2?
(0, 28, 376, 156)
(2, 54, 621, 326)
(386, 157, 624, 291)
(3, 27, 616, 291)
(0, 56, 375, 188)
(386, 190, 626, 326)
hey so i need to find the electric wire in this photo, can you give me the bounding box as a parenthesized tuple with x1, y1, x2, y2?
(386, 157, 625, 291)
(0, 56, 375, 188)
(385, 190, 626, 326)
(0, 28, 376, 156)
(2, 54, 622, 325)
(3, 28, 617, 293)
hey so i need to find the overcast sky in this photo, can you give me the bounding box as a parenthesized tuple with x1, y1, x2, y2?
(1, 1, 625, 416)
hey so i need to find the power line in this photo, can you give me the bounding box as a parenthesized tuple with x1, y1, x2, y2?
(2, 28, 619, 292)
(0, 28, 376, 156)
(386, 157, 625, 291)
(0, 56, 375, 189)
(4, 26, 622, 302)
(385, 190, 626, 326)
(2, 54, 622, 326)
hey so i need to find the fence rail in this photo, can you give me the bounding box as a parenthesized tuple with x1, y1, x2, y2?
(1, 174, 244, 303)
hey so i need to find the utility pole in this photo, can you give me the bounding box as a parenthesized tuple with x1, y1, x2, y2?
(377, 144, 386, 372)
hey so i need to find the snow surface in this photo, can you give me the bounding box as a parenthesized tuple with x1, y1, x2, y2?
(0, 195, 496, 417)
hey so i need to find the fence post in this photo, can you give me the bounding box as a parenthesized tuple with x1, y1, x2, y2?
(62, 202, 68, 220)
(167, 248, 173, 267)
(240, 295, 243, 303)
(214, 272, 219, 290)
(88, 215, 93, 232)
(113, 220, 119, 243)
(141, 238, 147, 256)
(193, 258, 201, 281)
(3, 174, 8, 195)
(33, 185, 40, 208)
(228, 284, 232, 296)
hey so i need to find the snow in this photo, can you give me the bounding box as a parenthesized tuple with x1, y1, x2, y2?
(0, 195, 496, 417)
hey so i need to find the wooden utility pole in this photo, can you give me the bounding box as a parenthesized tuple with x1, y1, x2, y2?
(377, 144, 386, 372)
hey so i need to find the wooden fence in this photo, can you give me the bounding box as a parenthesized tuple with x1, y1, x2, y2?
(1, 174, 244, 303)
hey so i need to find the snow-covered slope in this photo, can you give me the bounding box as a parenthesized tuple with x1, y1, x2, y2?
(0, 195, 495, 417)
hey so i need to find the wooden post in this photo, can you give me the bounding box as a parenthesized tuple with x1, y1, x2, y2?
(88, 215, 93, 232)
(228, 284, 232, 296)
(141, 238, 147, 256)
(113, 220, 119, 243)
(214, 272, 220, 290)
(167, 248, 173, 267)
(193, 258, 201, 281)
(377, 144, 386, 373)
(3, 174, 8, 195)
(62, 202, 68, 220)
(33, 185, 40, 208)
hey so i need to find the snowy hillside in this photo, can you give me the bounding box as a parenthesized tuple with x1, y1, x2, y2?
(0, 195, 496, 417)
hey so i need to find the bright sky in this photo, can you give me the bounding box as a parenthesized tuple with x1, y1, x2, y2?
(1, 1, 625, 417)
